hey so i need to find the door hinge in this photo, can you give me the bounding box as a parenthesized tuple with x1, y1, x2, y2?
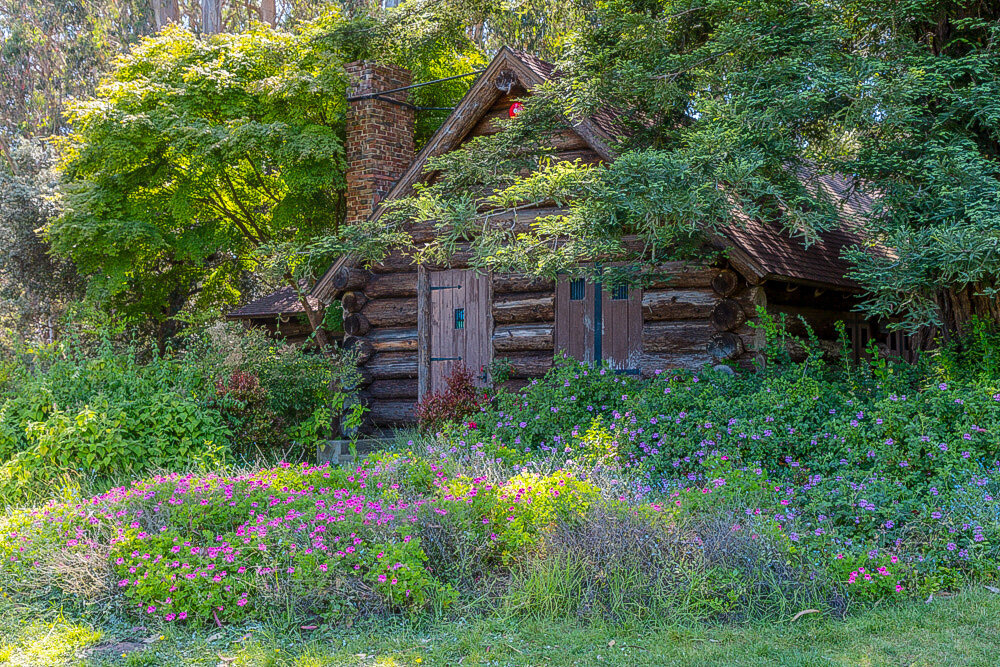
(431, 285, 462, 291)
(430, 356, 463, 362)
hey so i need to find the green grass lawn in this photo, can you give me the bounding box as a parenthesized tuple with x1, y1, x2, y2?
(1, 588, 998, 666)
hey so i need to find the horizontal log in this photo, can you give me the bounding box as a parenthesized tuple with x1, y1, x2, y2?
(643, 262, 716, 289)
(493, 274, 555, 294)
(642, 321, 715, 354)
(368, 327, 418, 353)
(331, 267, 370, 292)
(371, 251, 418, 273)
(365, 400, 417, 424)
(642, 289, 719, 321)
(493, 323, 554, 353)
(361, 379, 418, 400)
(343, 313, 370, 337)
(493, 293, 555, 325)
(507, 351, 554, 378)
(364, 272, 417, 299)
(365, 351, 419, 380)
(361, 298, 417, 328)
(639, 352, 715, 375)
(341, 291, 368, 313)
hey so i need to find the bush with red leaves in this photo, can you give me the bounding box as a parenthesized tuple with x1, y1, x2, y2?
(414, 365, 488, 431)
(212, 369, 285, 454)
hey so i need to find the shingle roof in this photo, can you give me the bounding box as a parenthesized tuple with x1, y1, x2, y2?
(510, 49, 630, 141)
(226, 285, 321, 319)
(721, 173, 881, 289)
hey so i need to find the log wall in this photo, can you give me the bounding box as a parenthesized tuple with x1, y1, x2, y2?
(344, 254, 779, 427)
(338, 235, 860, 427)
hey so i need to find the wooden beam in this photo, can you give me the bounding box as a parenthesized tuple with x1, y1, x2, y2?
(417, 264, 431, 400)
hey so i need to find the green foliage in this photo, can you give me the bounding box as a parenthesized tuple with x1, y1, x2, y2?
(386, 0, 1000, 329)
(0, 323, 357, 503)
(0, 140, 82, 346)
(51, 24, 348, 333)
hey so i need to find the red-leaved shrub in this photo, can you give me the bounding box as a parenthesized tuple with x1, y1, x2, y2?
(414, 365, 487, 431)
(212, 369, 285, 453)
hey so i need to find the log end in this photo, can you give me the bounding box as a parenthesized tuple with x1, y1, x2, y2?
(707, 332, 745, 360)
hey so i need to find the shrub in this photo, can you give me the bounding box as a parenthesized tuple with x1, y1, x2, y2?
(415, 365, 487, 431)
(0, 323, 361, 501)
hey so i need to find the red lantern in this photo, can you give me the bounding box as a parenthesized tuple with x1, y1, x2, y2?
(508, 101, 524, 118)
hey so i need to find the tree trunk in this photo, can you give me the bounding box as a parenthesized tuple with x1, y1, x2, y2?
(202, 0, 222, 34)
(285, 274, 331, 350)
(259, 0, 276, 26)
(153, 0, 180, 28)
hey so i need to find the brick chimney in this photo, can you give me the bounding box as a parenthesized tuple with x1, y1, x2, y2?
(344, 61, 415, 227)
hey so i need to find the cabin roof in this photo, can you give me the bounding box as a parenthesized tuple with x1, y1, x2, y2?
(226, 284, 319, 320)
(719, 172, 880, 289)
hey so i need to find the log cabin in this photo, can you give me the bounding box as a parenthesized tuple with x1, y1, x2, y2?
(229, 48, 906, 430)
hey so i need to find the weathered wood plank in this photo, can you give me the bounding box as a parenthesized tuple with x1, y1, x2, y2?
(641, 289, 719, 321)
(417, 265, 430, 400)
(493, 292, 555, 324)
(493, 323, 554, 353)
(366, 351, 419, 379)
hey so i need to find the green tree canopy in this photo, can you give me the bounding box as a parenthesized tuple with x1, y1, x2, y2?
(51, 23, 348, 344)
(389, 0, 1000, 330)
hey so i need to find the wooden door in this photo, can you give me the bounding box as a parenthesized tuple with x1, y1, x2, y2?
(555, 273, 641, 372)
(428, 269, 492, 394)
(555, 276, 597, 362)
(601, 278, 642, 372)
